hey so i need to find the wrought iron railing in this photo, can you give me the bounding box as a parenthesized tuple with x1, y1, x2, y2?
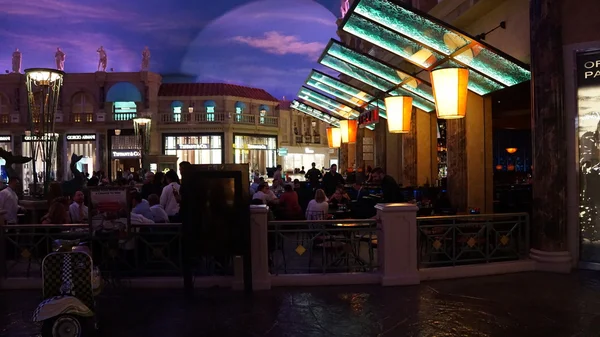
(267, 219, 378, 275)
(0, 223, 232, 279)
(416, 213, 530, 268)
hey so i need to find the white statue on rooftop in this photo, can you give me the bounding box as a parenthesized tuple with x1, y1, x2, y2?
(97, 46, 108, 72)
(11, 48, 22, 73)
(55, 47, 66, 71)
(141, 46, 150, 71)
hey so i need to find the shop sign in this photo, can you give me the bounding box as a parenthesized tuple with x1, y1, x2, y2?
(359, 109, 379, 128)
(66, 134, 96, 141)
(176, 143, 209, 150)
(22, 134, 59, 142)
(112, 150, 141, 158)
(0, 136, 11, 142)
(278, 148, 288, 156)
(247, 144, 267, 150)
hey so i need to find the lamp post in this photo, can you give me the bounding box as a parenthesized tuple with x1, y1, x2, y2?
(133, 113, 152, 172)
(25, 68, 64, 197)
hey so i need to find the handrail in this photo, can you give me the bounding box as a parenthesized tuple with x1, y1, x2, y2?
(417, 212, 529, 221)
(1, 223, 183, 229)
(269, 219, 376, 226)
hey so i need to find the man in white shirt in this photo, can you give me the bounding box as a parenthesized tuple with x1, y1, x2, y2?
(160, 170, 180, 217)
(148, 194, 169, 223)
(69, 190, 88, 223)
(252, 183, 278, 205)
(0, 177, 22, 224)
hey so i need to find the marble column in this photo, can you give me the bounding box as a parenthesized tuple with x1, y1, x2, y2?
(530, 0, 568, 252)
(416, 110, 438, 187)
(402, 108, 418, 187)
(375, 119, 387, 169)
(446, 118, 468, 211)
(340, 143, 349, 173)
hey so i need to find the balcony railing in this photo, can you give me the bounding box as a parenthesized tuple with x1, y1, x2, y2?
(235, 114, 255, 125)
(113, 113, 137, 121)
(158, 112, 279, 127)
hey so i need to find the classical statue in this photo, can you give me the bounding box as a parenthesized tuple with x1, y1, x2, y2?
(11, 48, 22, 73)
(61, 153, 85, 198)
(97, 46, 108, 72)
(0, 148, 31, 178)
(141, 46, 150, 71)
(55, 47, 66, 71)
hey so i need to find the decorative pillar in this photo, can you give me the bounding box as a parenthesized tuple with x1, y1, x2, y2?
(528, 0, 571, 272)
(340, 143, 349, 173)
(386, 132, 402, 184)
(13, 136, 23, 180)
(402, 108, 418, 187)
(98, 133, 106, 172)
(416, 109, 438, 187)
(249, 205, 271, 290)
(376, 203, 420, 286)
(375, 119, 387, 168)
(446, 118, 467, 211)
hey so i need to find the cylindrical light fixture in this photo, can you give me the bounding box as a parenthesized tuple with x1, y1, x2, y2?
(384, 96, 413, 133)
(340, 120, 358, 143)
(327, 127, 341, 148)
(430, 67, 469, 119)
(114, 129, 121, 136)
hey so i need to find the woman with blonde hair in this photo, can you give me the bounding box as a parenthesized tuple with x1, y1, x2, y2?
(305, 189, 330, 220)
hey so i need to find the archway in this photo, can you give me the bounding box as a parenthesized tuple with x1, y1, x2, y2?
(106, 82, 142, 121)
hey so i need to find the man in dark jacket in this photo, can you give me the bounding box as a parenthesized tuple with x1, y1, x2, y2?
(371, 167, 404, 203)
(305, 162, 322, 188)
(322, 164, 345, 197)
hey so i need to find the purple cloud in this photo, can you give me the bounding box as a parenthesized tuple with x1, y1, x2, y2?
(231, 31, 325, 60)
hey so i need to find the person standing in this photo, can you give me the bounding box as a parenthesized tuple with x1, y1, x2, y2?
(160, 170, 180, 221)
(371, 167, 404, 203)
(0, 177, 22, 224)
(305, 162, 322, 188)
(322, 164, 345, 197)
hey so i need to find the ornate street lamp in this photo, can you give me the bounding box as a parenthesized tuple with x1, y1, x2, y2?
(430, 67, 469, 119)
(385, 96, 413, 133)
(25, 68, 64, 197)
(133, 113, 152, 171)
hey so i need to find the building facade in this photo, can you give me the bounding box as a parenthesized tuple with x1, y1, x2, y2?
(0, 71, 332, 184)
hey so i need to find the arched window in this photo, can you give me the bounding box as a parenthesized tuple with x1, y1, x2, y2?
(259, 104, 269, 124)
(106, 82, 142, 121)
(235, 101, 246, 122)
(171, 101, 183, 122)
(0, 93, 9, 124)
(71, 92, 94, 123)
(204, 100, 216, 122)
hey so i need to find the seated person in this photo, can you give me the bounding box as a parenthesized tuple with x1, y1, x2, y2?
(305, 189, 331, 220)
(131, 191, 154, 221)
(348, 182, 365, 201)
(41, 197, 70, 224)
(370, 167, 404, 203)
(69, 190, 88, 223)
(252, 183, 278, 205)
(329, 187, 351, 207)
(148, 193, 169, 223)
(278, 184, 303, 220)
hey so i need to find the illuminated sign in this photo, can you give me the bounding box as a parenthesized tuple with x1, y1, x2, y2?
(278, 148, 288, 156)
(112, 150, 141, 158)
(66, 134, 96, 141)
(247, 144, 267, 150)
(176, 144, 209, 150)
(0, 136, 11, 142)
(359, 109, 380, 127)
(22, 133, 59, 142)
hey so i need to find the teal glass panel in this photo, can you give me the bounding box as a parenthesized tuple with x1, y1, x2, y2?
(343, 14, 443, 68)
(298, 88, 359, 118)
(454, 46, 531, 87)
(291, 100, 341, 127)
(306, 79, 364, 109)
(321, 55, 435, 112)
(327, 42, 435, 101)
(354, 0, 471, 55)
(439, 60, 505, 95)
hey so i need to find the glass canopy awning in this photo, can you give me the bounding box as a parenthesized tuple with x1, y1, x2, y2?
(290, 100, 341, 127)
(339, 0, 530, 94)
(297, 86, 361, 119)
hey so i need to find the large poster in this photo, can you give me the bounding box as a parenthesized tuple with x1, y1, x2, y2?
(577, 51, 600, 262)
(87, 187, 130, 231)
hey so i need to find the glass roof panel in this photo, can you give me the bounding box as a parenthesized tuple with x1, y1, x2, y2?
(326, 41, 435, 102)
(310, 71, 376, 102)
(454, 46, 531, 87)
(320, 55, 435, 112)
(354, 0, 471, 55)
(440, 60, 505, 95)
(343, 14, 443, 68)
(291, 100, 341, 127)
(298, 87, 359, 118)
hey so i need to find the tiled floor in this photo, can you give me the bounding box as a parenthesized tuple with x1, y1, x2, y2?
(2, 271, 600, 337)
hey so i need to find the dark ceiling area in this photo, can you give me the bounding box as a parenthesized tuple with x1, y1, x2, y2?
(491, 80, 531, 130)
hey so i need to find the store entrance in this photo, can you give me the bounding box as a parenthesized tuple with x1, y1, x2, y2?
(113, 158, 140, 180)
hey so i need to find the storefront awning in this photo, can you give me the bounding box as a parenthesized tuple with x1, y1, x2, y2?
(339, 0, 530, 94)
(291, 100, 341, 127)
(304, 70, 388, 119)
(318, 40, 436, 112)
(297, 87, 361, 119)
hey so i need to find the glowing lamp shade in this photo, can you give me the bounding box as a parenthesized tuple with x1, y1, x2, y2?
(340, 120, 358, 143)
(385, 96, 413, 133)
(25, 68, 64, 85)
(430, 68, 469, 119)
(495, 164, 503, 170)
(327, 127, 342, 148)
(505, 147, 517, 154)
(114, 129, 121, 136)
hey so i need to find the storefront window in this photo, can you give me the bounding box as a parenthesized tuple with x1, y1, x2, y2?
(22, 135, 58, 194)
(66, 134, 97, 179)
(283, 153, 326, 172)
(0, 137, 11, 182)
(164, 135, 223, 169)
(234, 135, 277, 174)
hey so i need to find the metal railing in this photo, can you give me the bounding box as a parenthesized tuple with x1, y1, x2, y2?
(262, 116, 278, 126)
(0, 223, 232, 280)
(416, 213, 530, 268)
(234, 114, 255, 124)
(268, 219, 378, 275)
(160, 112, 226, 124)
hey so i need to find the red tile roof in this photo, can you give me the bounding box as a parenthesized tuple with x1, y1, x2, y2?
(158, 83, 279, 102)
(278, 100, 292, 109)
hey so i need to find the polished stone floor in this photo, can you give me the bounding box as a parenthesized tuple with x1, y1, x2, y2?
(2, 271, 600, 337)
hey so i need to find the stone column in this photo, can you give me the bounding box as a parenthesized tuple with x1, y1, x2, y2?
(528, 0, 571, 272)
(339, 143, 349, 173)
(98, 133, 106, 172)
(355, 127, 365, 181)
(386, 132, 402, 184)
(375, 119, 387, 168)
(416, 109, 438, 187)
(402, 108, 418, 187)
(446, 118, 468, 211)
(249, 205, 271, 290)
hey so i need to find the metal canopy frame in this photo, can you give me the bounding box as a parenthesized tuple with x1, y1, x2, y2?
(339, 0, 530, 96)
(297, 86, 362, 119)
(291, 100, 342, 127)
